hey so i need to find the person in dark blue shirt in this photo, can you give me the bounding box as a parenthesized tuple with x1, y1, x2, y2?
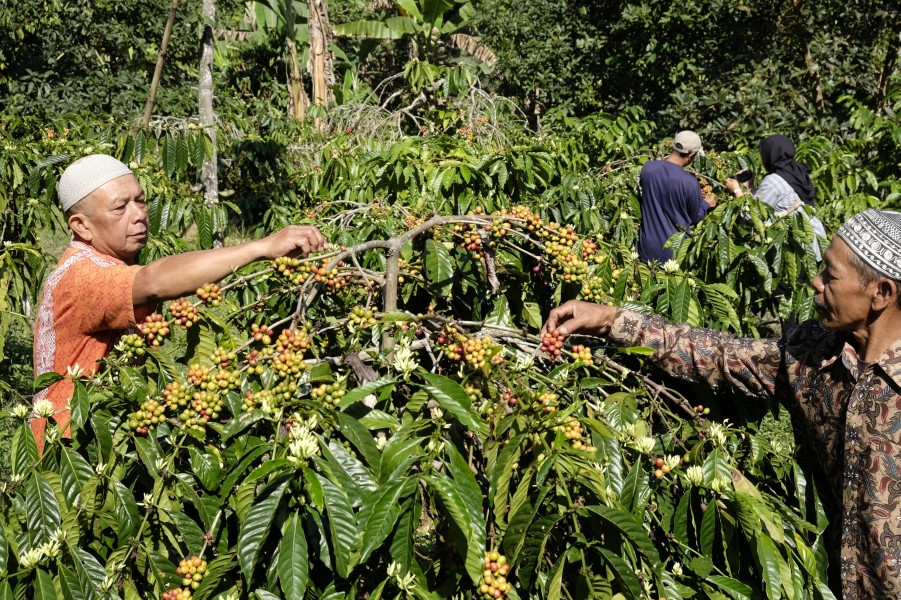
(637, 130, 717, 263)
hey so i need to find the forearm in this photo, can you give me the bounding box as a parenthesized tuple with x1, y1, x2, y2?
(608, 308, 779, 399)
(132, 239, 266, 305)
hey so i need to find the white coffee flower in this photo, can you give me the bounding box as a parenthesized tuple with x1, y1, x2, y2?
(707, 421, 730, 447)
(66, 363, 84, 378)
(386, 561, 401, 578)
(634, 436, 656, 454)
(392, 343, 419, 380)
(630, 251, 640, 261)
(710, 476, 732, 493)
(662, 259, 680, 274)
(99, 575, 116, 592)
(95, 461, 107, 475)
(39, 538, 61, 559)
(11, 404, 30, 419)
(684, 465, 704, 487)
(18, 547, 45, 570)
(32, 399, 55, 419)
(154, 458, 168, 473)
(426, 438, 444, 454)
(287, 425, 320, 465)
(375, 435, 388, 451)
(672, 562, 684, 577)
(44, 426, 60, 444)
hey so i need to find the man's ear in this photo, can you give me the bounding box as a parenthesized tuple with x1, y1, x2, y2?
(872, 278, 899, 311)
(68, 213, 93, 242)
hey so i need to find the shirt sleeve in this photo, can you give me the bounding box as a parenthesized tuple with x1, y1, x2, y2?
(607, 308, 782, 399)
(688, 180, 711, 224)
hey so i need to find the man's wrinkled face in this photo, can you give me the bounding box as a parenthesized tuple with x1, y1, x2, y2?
(74, 174, 149, 263)
(811, 237, 875, 332)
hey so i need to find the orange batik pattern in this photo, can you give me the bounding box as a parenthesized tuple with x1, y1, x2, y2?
(32, 241, 154, 453)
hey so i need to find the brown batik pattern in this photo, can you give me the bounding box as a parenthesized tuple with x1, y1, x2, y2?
(609, 308, 901, 599)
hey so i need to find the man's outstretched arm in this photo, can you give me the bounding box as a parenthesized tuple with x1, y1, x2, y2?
(542, 300, 782, 399)
(132, 225, 325, 306)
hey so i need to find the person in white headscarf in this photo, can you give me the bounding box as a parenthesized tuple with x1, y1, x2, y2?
(32, 154, 325, 450)
(540, 209, 901, 597)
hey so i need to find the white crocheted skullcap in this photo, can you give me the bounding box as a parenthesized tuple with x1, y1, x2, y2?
(58, 154, 134, 212)
(837, 209, 901, 280)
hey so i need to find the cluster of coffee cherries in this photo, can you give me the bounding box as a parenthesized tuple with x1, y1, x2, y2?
(581, 238, 598, 260)
(694, 404, 711, 416)
(554, 416, 595, 452)
(116, 333, 147, 360)
(162, 381, 191, 411)
(310, 381, 347, 407)
(138, 313, 170, 347)
(580, 276, 609, 304)
(479, 550, 511, 599)
(502, 388, 518, 407)
(540, 330, 566, 359)
(161, 588, 192, 600)
(435, 326, 501, 370)
(211, 347, 236, 368)
(177, 555, 208, 590)
(697, 177, 713, 197)
(269, 326, 313, 378)
(348, 305, 377, 329)
(196, 283, 222, 307)
(181, 390, 224, 433)
(545, 240, 589, 283)
(272, 256, 349, 290)
(250, 323, 274, 345)
(453, 222, 485, 258)
(538, 392, 558, 413)
(168, 298, 200, 329)
(126, 397, 166, 435)
(570, 344, 593, 366)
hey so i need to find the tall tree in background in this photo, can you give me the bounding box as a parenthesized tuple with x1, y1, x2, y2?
(199, 0, 222, 248)
(308, 0, 336, 130)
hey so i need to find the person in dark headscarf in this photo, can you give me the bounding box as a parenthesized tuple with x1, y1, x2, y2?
(757, 134, 816, 206)
(725, 134, 826, 260)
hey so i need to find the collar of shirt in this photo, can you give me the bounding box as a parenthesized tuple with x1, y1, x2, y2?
(819, 334, 901, 387)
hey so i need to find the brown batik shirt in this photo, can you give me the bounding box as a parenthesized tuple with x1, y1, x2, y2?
(608, 308, 901, 599)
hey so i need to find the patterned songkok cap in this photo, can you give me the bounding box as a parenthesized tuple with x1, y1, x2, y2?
(836, 209, 901, 280)
(58, 154, 133, 212)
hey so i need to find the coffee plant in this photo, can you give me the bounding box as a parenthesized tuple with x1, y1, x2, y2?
(1, 199, 837, 599)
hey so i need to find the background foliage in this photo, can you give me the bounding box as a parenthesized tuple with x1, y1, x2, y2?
(0, 0, 899, 597)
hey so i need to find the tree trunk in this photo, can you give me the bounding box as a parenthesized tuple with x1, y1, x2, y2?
(876, 31, 900, 109)
(287, 38, 310, 120)
(141, 0, 179, 128)
(199, 0, 222, 248)
(791, 0, 825, 116)
(307, 0, 335, 131)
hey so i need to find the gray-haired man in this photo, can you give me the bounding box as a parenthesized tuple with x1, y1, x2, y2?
(543, 209, 901, 597)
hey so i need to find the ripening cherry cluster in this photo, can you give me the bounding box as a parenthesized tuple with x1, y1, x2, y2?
(196, 283, 222, 307)
(539, 330, 566, 359)
(311, 381, 347, 407)
(163, 381, 190, 411)
(538, 392, 558, 413)
(138, 313, 170, 347)
(161, 588, 191, 600)
(502, 388, 517, 407)
(581, 238, 598, 260)
(250, 323, 274, 345)
(272, 256, 350, 290)
(555, 415, 596, 452)
(176, 556, 208, 590)
(126, 397, 166, 435)
(435, 326, 502, 369)
(348, 305, 377, 329)
(453, 222, 485, 258)
(479, 551, 511, 599)
(210, 347, 236, 368)
(580, 276, 608, 304)
(116, 333, 147, 360)
(168, 298, 200, 329)
(570, 344, 593, 366)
